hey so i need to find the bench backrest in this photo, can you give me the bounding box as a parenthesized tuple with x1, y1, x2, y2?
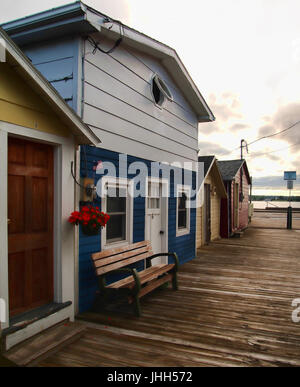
(91, 241, 153, 276)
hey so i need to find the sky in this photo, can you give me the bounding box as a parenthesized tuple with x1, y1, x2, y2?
(1, 0, 300, 195)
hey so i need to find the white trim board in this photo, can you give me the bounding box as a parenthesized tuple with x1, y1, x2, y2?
(5, 305, 72, 351)
(176, 184, 191, 237)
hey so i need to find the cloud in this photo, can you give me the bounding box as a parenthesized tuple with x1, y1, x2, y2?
(272, 103, 300, 144)
(258, 125, 275, 137)
(198, 141, 229, 156)
(200, 122, 222, 135)
(208, 92, 243, 122)
(252, 175, 300, 189)
(258, 103, 300, 146)
(266, 154, 281, 162)
(230, 123, 249, 131)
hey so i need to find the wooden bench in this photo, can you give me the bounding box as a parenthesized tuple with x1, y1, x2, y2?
(91, 241, 179, 316)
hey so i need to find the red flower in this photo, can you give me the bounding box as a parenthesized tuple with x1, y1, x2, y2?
(68, 205, 110, 230)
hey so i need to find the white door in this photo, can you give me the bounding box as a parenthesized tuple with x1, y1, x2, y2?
(145, 180, 166, 265)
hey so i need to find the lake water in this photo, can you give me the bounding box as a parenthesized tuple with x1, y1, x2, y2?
(252, 201, 300, 209)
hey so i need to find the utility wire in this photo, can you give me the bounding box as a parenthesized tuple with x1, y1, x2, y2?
(219, 119, 300, 157)
(248, 141, 300, 158)
(247, 119, 300, 146)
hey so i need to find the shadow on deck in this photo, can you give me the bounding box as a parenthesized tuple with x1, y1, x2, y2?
(38, 214, 300, 367)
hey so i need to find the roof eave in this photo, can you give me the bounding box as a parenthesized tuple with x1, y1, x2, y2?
(96, 16, 215, 120)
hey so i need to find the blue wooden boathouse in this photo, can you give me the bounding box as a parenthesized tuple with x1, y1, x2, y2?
(3, 1, 215, 313)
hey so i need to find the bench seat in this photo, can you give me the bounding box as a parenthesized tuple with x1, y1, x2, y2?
(106, 264, 175, 289)
(91, 241, 179, 316)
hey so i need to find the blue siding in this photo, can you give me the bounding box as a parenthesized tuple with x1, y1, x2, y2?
(79, 146, 196, 313)
(22, 37, 80, 111)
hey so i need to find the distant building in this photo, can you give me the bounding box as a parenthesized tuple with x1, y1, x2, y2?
(218, 159, 251, 237)
(196, 156, 227, 247)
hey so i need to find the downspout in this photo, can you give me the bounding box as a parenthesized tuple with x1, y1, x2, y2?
(74, 37, 85, 316)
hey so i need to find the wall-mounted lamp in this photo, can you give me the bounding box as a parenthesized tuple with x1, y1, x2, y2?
(71, 161, 97, 202)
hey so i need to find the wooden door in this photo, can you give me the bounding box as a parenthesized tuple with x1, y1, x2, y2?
(8, 137, 54, 317)
(204, 184, 211, 244)
(146, 181, 164, 265)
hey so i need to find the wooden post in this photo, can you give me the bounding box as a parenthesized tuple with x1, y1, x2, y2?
(287, 206, 292, 230)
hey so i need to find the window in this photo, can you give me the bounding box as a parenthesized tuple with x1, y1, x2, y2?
(101, 178, 133, 248)
(176, 185, 191, 236)
(147, 181, 161, 210)
(178, 192, 187, 229)
(151, 74, 173, 108)
(106, 186, 127, 243)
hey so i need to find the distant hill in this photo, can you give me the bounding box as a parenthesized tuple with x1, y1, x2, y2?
(251, 195, 300, 202)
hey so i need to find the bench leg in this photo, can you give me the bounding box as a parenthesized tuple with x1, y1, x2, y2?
(133, 295, 142, 317)
(172, 272, 178, 291)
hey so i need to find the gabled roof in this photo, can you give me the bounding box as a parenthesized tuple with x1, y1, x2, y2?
(0, 27, 100, 145)
(218, 159, 251, 184)
(198, 155, 227, 198)
(1, 1, 215, 122)
(198, 155, 215, 177)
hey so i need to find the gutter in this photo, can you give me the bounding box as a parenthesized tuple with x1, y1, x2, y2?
(2, 2, 84, 34)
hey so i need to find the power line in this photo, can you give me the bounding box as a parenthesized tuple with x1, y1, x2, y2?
(219, 119, 300, 157)
(247, 119, 300, 146)
(248, 141, 300, 158)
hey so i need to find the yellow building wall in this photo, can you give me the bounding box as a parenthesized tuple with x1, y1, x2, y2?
(0, 63, 69, 136)
(196, 171, 222, 248)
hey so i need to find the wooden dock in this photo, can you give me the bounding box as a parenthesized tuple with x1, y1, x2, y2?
(251, 209, 300, 230)
(32, 212, 300, 366)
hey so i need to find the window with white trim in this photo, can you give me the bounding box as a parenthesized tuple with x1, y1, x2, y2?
(102, 178, 132, 247)
(176, 185, 191, 236)
(147, 180, 161, 210)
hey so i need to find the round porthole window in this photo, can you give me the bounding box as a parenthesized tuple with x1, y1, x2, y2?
(151, 74, 173, 108)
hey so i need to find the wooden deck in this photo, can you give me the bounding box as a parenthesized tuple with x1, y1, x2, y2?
(38, 212, 300, 367)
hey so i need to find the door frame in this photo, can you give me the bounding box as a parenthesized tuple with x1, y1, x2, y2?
(145, 177, 169, 263)
(203, 183, 211, 244)
(233, 181, 239, 230)
(0, 121, 75, 329)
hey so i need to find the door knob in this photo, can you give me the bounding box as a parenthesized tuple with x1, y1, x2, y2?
(160, 230, 164, 235)
(7, 219, 11, 224)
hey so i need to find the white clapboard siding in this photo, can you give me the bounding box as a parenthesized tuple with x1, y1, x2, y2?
(85, 123, 195, 166)
(83, 36, 201, 164)
(84, 39, 198, 126)
(83, 84, 198, 158)
(83, 103, 197, 162)
(122, 48, 197, 116)
(84, 64, 197, 144)
(107, 43, 193, 113)
(84, 60, 198, 140)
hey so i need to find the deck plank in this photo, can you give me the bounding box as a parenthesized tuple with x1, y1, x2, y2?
(38, 212, 300, 367)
